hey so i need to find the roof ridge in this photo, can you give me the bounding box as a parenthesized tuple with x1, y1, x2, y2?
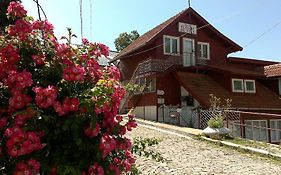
(114, 8, 188, 60)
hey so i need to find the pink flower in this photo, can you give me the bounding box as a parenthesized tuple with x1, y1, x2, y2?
(87, 59, 101, 80)
(88, 162, 104, 175)
(5, 70, 33, 89)
(126, 121, 137, 131)
(0, 117, 8, 130)
(32, 54, 45, 65)
(33, 86, 57, 109)
(82, 38, 89, 45)
(32, 20, 54, 34)
(84, 123, 101, 138)
(9, 93, 32, 110)
(63, 65, 86, 82)
(0, 44, 20, 64)
(7, 2, 27, 18)
(8, 19, 32, 40)
(99, 134, 117, 158)
(54, 97, 80, 116)
(98, 43, 109, 57)
(116, 115, 123, 122)
(5, 127, 43, 157)
(14, 159, 40, 175)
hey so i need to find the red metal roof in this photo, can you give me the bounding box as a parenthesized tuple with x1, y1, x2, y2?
(264, 64, 281, 77)
(113, 7, 242, 61)
(174, 71, 281, 109)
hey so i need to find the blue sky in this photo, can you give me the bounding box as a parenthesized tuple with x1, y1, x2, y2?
(22, 0, 281, 62)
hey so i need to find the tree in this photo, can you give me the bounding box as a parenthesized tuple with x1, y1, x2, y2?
(114, 30, 139, 52)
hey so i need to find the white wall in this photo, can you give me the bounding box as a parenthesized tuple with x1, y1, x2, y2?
(180, 86, 200, 127)
(133, 106, 157, 121)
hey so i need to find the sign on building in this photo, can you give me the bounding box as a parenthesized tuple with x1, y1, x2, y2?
(178, 22, 197, 35)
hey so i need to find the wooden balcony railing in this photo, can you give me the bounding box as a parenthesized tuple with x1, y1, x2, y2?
(137, 56, 208, 75)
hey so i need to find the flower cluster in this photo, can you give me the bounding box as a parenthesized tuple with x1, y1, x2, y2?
(32, 20, 54, 34)
(32, 54, 45, 66)
(63, 65, 86, 82)
(0, 2, 138, 174)
(5, 70, 33, 89)
(33, 86, 57, 109)
(9, 92, 32, 110)
(8, 19, 32, 40)
(0, 44, 20, 64)
(99, 134, 117, 158)
(7, 1, 27, 18)
(87, 162, 104, 175)
(14, 159, 41, 175)
(84, 123, 101, 138)
(4, 127, 43, 157)
(54, 97, 80, 116)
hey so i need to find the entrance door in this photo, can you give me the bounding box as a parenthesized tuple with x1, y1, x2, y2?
(183, 38, 195, 66)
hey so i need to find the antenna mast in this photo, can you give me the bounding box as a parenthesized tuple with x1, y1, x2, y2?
(188, 0, 191, 7)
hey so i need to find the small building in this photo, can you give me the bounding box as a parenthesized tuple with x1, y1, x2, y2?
(98, 50, 118, 66)
(112, 7, 281, 142)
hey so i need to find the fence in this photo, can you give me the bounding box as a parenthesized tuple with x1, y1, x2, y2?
(195, 109, 281, 143)
(158, 105, 193, 127)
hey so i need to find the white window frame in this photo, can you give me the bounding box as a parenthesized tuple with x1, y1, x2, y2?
(270, 119, 281, 142)
(232, 78, 244, 92)
(163, 35, 180, 55)
(245, 120, 268, 142)
(198, 42, 210, 60)
(244, 79, 256, 93)
(144, 77, 156, 93)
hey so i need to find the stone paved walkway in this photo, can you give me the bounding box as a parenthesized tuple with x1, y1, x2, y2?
(128, 124, 281, 175)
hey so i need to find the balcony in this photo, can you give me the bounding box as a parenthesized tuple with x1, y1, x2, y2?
(136, 56, 208, 75)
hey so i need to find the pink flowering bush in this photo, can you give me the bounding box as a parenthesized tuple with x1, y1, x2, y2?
(0, 2, 138, 174)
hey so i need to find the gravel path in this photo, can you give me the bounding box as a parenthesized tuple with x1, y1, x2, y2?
(128, 124, 281, 175)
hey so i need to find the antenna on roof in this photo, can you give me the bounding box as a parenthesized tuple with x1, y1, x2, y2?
(188, 0, 191, 7)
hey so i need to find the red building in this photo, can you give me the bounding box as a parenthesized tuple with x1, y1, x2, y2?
(112, 8, 281, 142)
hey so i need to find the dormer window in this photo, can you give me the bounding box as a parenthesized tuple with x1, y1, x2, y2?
(232, 78, 256, 93)
(198, 42, 210, 59)
(163, 35, 179, 55)
(244, 80, 256, 93)
(232, 79, 244, 92)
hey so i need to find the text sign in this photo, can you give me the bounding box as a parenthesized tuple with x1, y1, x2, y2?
(178, 22, 197, 35)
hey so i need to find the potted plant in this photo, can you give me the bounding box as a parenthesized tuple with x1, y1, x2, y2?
(203, 94, 231, 139)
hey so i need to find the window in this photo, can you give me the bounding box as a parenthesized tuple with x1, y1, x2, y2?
(198, 42, 210, 59)
(232, 79, 256, 93)
(245, 120, 268, 142)
(163, 36, 179, 55)
(145, 77, 156, 93)
(232, 79, 244, 92)
(270, 120, 281, 142)
(244, 80, 256, 93)
(136, 77, 156, 93)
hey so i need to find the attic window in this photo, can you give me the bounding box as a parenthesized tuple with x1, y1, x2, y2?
(232, 78, 256, 93)
(198, 42, 210, 59)
(232, 79, 244, 92)
(244, 80, 256, 93)
(163, 35, 179, 55)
